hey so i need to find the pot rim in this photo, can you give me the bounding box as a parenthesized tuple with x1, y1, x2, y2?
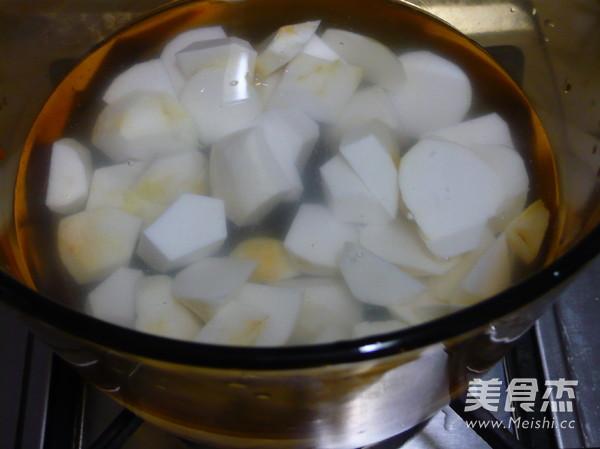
(2, 223, 599, 370)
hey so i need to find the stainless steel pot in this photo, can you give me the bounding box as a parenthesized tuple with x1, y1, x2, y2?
(1, 1, 599, 448)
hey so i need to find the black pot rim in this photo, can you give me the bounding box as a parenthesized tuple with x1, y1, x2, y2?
(2, 223, 599, 370)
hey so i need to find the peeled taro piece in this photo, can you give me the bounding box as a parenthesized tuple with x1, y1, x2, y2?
(321, 28, 406, 93)
(321, 155, 390, 225)
(180, 67, 263, 146)
(268, 37, 362, 123)
(137, 194, 227, 272)
(135, 275, 203, 340)
(339, 243, 426, 307)
(399, 138, 504, 259)
(284, 204, 358, 276)
(195, 284, 303, 346)
(160, 26, 227, 93)
(92, 91, 199, 162)
(210, 127, 295, 226)
(172, 257, 258, 321)
(102, 59, 177, 104)
(58, 207, 143, 284)
(390, 51, 472, 138)
(45, 138, 93, 215)
(255, 20, 320, 78)
(87, 267, 143, 328)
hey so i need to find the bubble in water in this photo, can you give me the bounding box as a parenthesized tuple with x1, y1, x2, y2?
(532, 7, 537, 16)
(230, 80, 239, 86)
(553, 271, 560, 277)
(509, 6, 516, 13)
(544, 19, 556, 28)
(563, 81, 572, 94)
(255, 392, 271, 400)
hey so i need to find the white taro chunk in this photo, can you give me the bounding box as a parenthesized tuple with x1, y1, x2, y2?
(209, 127, 294, 226)
(284, 204, 358, 275)
(172, 257, 258, 321)
(321, 29, 406, 93)
(231, 237, 299, 283)
(328, 87, 405, 153)
(311, 325, 350, 344)
(256, 69, 283, 106)
(389, 292, 464, 326)
(132, 151, 208, 206)
(92, 91, 199, 162)
(255, 109, 318, 201)
(175, 37, 257, 79)
(427, 228, 495, 305)
(102, 59, 177, 104)
(88, 153, 208, 227)
(195, 284, 303, 346)
(180, 67, 263, 146)
(160, 26, 227, 93)
(268, 40, 363, 123)
(45, 138, 93, 214)
(87, 267, 143, 327)
(388, 292, 438, 324)
(352, 320, 408, 339)
(340, 126, 399, 218)
(504, 200, 550, 264)
(236, 283, 304, 346)
(339, 243, 426, 306)
(137, 194, 227, 272)
(424, 113, 515, 149)
(194, 300, 269, 346)
(58, 207, 143, 284)
(358, 217, 456, 277)
(470, 144, 529, 229)
(274, 277, 361, 345)
(462, 234, 512, 298)
(256, 107, 319, 172)
(320, 155, 391, 224)
(301, 35, 341, 60)
(399, 139, 504, 259)
(135, 275, 203, 340)
(255, 20, 321, 78)
(86, 161, 147, 211)
(391, 51, 472, 138)
(85, 161, 165, 226)
(350, 120, 402, 163)
(424, 114, 528, 230)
